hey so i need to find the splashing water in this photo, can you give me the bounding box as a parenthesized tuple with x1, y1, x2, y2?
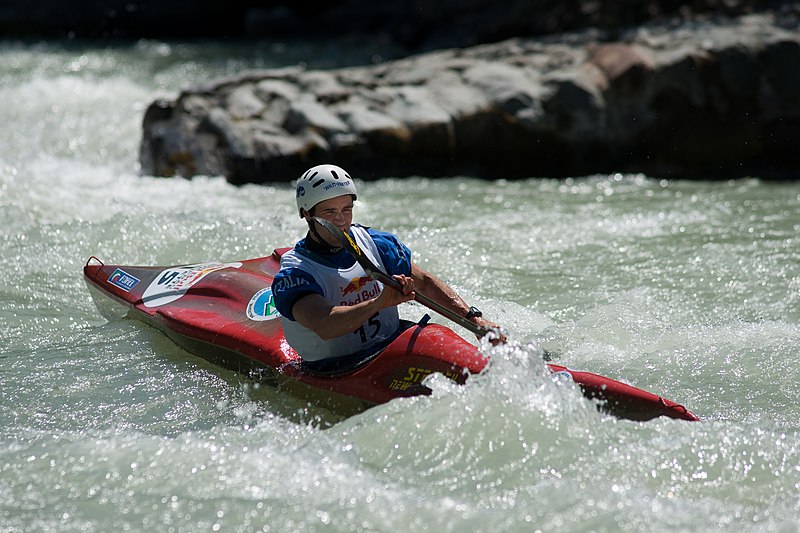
(2, 40, 799, 532)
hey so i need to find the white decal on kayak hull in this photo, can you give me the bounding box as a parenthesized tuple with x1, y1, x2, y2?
(142, 262, 242, 308)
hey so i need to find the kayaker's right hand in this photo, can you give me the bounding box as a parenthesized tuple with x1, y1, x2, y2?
(377, 274, 415, 307)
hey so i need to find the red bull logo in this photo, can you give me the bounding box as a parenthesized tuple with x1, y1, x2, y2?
(341, 276, 372, 297)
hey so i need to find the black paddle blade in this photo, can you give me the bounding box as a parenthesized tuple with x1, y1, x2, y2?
(311, 217, 393, 284)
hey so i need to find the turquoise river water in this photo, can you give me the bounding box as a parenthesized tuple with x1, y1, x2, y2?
(1, 40, 799, 532)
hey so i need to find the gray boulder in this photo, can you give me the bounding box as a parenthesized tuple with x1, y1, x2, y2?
(140, 13, 800, 182)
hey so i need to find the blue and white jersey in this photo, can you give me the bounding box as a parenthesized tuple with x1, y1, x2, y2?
(272, 224, 412, 361)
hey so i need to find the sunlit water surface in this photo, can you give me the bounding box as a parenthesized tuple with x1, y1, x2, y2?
(1, 41, 799, 532)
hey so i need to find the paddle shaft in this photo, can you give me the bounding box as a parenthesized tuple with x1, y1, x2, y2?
(361, 262, 490, 338)
(312, 217, 491, 338)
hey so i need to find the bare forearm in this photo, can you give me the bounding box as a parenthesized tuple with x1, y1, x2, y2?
(411, 264, 470, 317)
(291, 275, 414, 340)
(411, 263, 502, 339)
(295, 296, 384, 340)
(317, 299, 386, 339)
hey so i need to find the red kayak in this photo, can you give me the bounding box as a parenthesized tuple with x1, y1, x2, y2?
(83, 249, 699, 422)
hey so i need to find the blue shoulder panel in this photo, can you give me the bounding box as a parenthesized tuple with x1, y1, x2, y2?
(271, 267, 322, 321)
(367, 227, 412, 276)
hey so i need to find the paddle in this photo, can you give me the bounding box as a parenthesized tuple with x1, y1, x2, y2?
(312, 217, 495, 339)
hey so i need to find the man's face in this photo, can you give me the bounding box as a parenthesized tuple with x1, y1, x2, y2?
(307, 195, 354, 245)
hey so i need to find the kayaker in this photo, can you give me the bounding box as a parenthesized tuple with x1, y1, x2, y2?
(272, 164, 503, 371)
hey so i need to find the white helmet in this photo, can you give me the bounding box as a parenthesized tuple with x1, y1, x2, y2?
(295, 164, 358, 217)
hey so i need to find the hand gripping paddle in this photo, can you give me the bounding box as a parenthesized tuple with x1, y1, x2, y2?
(312, 217, 495, 339)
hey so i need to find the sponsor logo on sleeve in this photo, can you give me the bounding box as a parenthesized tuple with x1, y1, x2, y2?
(273, 275, 309, 294)
(107, 269, 140, 292)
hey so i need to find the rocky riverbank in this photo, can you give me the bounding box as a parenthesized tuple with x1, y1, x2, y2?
(140, 12, 800, 182)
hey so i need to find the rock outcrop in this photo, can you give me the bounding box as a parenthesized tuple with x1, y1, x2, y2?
(140, 13, 800, 182)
